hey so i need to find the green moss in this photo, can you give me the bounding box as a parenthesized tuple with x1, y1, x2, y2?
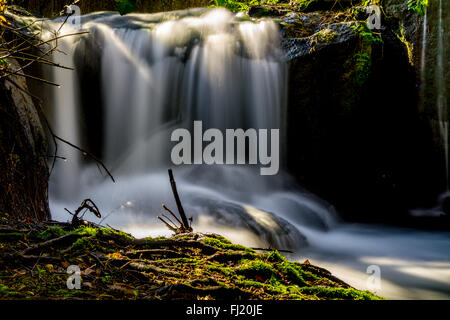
(0, 221, 381, 300)
(312, 29, 338, 44)
(277, 262, 308, 286)
(210, 0, 249, 12)
(0, 283, 21, 297)
(290, 0, 315, 12)
(237, 259, 275, 279)
(37, 227, 67, 240)
(265, 250, 286, 263)
(299, 287, 382, 300)
(407, 0, 428, 15)
(70, 237, 94, 252)
(206, 263, 237, 276)
(395, 23, 414, 66)
(341, 49, 373, 109)
(74, 226, 100, 237)
(352, 53, 372, 86)
(98, 227, 134, 243)
(202, 237, 254, 252)
(238, 279, 265, 288)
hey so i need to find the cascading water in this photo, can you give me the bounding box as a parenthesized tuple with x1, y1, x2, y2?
(23, 8, 449, 299)
(413, 0, 450, 216)
(436, 0, 448, 189)
(419, 8, 427, 113)
(41, 8, 330, 252)
(48, 36, 82, 200)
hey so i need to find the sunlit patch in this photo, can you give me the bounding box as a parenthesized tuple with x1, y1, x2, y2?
(242, 205, 281, 232)
(195, 215, 265, 248)
(121, 224, 172, 239)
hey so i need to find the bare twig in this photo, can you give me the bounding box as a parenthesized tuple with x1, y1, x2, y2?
(167, 169, 192, 232)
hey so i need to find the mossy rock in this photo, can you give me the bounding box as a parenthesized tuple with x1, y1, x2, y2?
(290, 0, 355, 12)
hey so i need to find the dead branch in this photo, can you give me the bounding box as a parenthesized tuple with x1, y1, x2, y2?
(1, 18, 115, 184)
(166, 169, 192, 232)
(54, 135, 115, 183)
(68, 198, 102, 227)
(157, 216, 177, 233)
(162, 204, 183, 226)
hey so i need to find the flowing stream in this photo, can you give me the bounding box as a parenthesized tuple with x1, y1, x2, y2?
(24, 8, 450, 299)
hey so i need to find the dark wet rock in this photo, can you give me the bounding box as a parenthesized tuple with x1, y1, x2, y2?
(282, 3, 445, 224)
(187, 197, 308, 251)
(248, 5, 289, 18)
(282, 21, 357, 60)
(290, 0, 354, 12)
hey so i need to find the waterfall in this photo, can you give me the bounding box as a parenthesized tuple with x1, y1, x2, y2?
(39, 8, 337, 251)
(15, 8, 450, 299)
(419, 9, 427, 113)
(46, 28, 82, 200)
(436, 0, 448, 189)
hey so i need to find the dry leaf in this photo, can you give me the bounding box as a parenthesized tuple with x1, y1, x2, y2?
(107, 252, 124, 259)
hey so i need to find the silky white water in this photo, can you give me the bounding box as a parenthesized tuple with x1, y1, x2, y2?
(436, 0, 448, 189)
(34, 8, 450, 299)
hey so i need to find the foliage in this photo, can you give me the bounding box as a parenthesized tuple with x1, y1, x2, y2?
(395, 24, 414, 65)
(351, 22, 383, 45)
(115, 0, 137, 16)
(212, 0, 282, 12)
(290, 0, 315, 12)
(212, 0, 251, 12)
(407, 0, 428, 16)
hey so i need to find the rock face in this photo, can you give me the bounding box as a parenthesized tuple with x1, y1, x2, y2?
(10, 0, 211, 17)
(0, 59, 50, 221)
(283, 1, 447, 223)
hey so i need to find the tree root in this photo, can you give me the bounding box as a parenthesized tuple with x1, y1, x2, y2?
(155, 282, 251, 300)
(126, 249, 187, 259)
(132, 239, 218, 255)
(21, 233, 83, 255)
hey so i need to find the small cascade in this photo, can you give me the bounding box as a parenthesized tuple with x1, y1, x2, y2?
(436, 0, 448, 189)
